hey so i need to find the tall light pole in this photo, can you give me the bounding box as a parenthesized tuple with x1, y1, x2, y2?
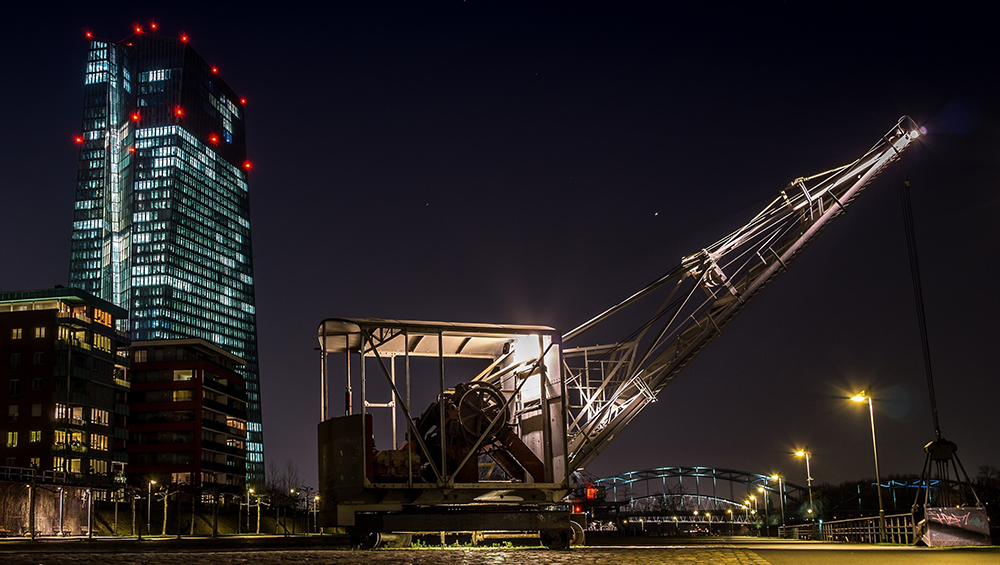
(247, 488, 255, 535)
(313, 495, 320, 534)
(147, 480, 156, 535)
(758, 486, 769, 536)
(852, 388, 886, 543)
(771, 474, 786, 534)
(795, 449, 814, 520)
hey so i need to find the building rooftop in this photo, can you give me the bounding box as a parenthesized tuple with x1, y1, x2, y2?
(0, 287, 127, 318)
(131, 338, 246, 367)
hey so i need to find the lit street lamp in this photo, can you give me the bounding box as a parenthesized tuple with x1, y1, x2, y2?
(771, 474, 786, 534)
(247, 488, 255, 535)
(313, 495, 320, 534)
(147, 480, 156, 534)
(794, 448, 814, 519)
(852, 388, 886, 543)
(758, 486, 769, 536)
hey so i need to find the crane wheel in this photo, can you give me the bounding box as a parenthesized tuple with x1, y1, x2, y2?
(570, 520, 586, 546)
(539, 528, 571, 550)
(350, 531, 412, 549)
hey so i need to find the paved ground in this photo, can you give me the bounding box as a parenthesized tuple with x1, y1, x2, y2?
(0, 536, 996, 564)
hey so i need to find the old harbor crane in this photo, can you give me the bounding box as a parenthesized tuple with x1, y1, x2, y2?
(316, 116, 921, 548)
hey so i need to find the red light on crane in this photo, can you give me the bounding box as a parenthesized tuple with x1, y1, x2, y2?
(573, 505, 583, 514)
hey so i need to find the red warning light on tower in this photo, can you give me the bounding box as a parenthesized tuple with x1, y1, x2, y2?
(211, 66, 219, 74)
(181, 34, 189, 42)
(239, 98, 247, 105)
(74, 136, 84, 144)
(209, 134, 219, 144)
(150, 22, 158, 31)
(134, 25, 142, 34)
(128, 147, 136, 153)
(243, 160, 253, 170)
(131, 112, 140, 122)
(85, 31, 93, 39)
(174, 106, 184, 117)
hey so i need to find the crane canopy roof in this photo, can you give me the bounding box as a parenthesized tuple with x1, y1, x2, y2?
(317, 318, 559, 359)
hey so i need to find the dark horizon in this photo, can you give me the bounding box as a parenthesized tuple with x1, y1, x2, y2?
(1, 2, 997, 491)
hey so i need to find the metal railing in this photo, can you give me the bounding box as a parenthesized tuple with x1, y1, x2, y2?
(781, 513, 914, 544)
(0, 465, 69, 484)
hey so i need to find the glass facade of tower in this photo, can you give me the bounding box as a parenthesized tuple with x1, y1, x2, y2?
(68, 32, 264, 486)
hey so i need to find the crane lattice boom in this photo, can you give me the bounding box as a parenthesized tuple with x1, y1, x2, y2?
(562, 116, 921, 472)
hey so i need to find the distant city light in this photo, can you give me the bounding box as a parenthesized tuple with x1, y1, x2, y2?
(134, 25, 142, 34)
(181, 34, 189, 42)
(150, 22, 158, 30)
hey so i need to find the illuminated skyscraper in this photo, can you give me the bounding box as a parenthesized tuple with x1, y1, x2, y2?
(68, 28, 264, 486)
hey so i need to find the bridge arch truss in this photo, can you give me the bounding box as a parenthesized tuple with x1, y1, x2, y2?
(595, 466, 809, 515)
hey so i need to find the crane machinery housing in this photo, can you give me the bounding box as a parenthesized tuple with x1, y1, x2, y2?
(315, 116, 922, 548)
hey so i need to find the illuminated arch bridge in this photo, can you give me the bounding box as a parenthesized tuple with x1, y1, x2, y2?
(594, 466, 809, 519)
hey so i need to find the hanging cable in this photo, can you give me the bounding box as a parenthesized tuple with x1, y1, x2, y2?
(897, 161, 942, 440)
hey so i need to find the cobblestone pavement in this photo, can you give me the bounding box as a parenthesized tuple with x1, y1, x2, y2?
(0, 547, 771, 565)
(2, 541, 998, 565)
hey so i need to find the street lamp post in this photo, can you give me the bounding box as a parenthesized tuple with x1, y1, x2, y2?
(758, 486, 770, 536)
(147, 480, 156, 535)
(290, 488, 297, 535)
(247, 488, 255, 535)
(313, 495, 320, 534)
(852, 388, 886, 543)
(771, 474, 786, 536)
(795, 449, 814, 519)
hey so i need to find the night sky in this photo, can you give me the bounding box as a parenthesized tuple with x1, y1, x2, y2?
(2, 2, 997, 492)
